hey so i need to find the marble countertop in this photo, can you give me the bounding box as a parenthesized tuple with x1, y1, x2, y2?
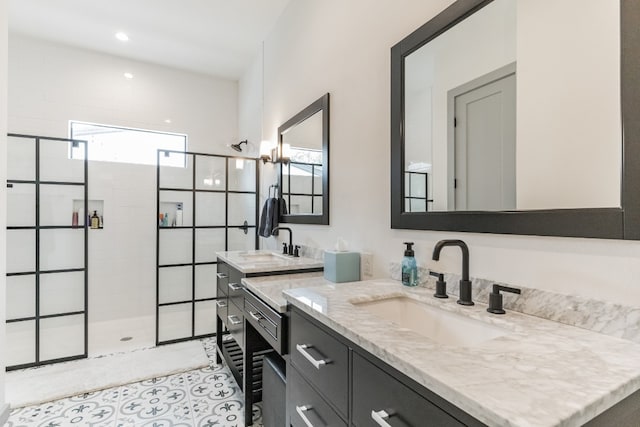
(283, 279, 640, 427)
(215, 250, 323, 274)
(241, 272, 332, 313)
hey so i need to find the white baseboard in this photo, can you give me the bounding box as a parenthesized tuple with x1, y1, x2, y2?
(0, 403, 10, 425)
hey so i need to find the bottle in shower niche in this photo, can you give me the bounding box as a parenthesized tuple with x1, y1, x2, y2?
(175, 203, 183, 227)
(90, 210, 100, 229)
(401, 242, 418, 287)
(72, 211, 79, 227)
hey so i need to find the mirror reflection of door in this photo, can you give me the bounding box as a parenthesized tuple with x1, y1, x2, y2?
(452, 71, 516, 210)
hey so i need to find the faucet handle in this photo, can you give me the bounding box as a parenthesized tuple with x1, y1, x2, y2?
(487, 284, 521, 314)
(428, 270, 443, 281)
(429, 270, 448, 299)
(293, 245, 300, 257)
(282, 242, 288, 255)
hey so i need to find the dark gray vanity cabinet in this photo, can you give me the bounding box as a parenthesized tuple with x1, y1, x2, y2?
(215, 261, 248, 385)
(287, 306, 484, 427)
(216, 260, 272, 427)
(215, 257, 324, 427)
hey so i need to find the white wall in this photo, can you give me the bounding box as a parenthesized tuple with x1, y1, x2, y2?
(238, 47, 264, 158)
(8, 35, 239, 352)
(0, 0, 8, 413)
(517, 0, 620, 209)
(241, 0, 640, 307)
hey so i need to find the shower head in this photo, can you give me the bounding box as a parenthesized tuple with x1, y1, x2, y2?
(231, 140, 248, 152)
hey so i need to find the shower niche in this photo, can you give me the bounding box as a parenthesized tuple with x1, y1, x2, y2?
(72, 199, 104, 229)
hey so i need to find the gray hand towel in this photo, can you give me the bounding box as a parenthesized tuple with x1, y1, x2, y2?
(259, 198, 279, 237)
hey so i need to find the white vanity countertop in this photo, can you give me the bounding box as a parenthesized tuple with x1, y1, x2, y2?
(215, 250, 323, 274)
(283, 279, 640, 427)
(241, 272, 333, 313)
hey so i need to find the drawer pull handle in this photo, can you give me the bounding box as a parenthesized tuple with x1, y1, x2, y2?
(216, 273, 228, 279)
(296, 405, 323, 427)
(228, 282, 242, 291)
(215, 300, 227, 308)
(248, 310, 263, 322)
(371, 409, 393, 427)
(227, 315, 242, 325)
(296, 344, 329, 369)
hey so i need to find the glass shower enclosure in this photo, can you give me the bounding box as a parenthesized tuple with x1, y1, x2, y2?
(156, 150, 259, 345)
(5, 133, 89, 370)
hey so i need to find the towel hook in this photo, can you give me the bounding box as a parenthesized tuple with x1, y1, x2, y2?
(269, 184, 279, 198)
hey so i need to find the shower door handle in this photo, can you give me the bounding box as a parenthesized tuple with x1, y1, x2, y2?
(239, 220, 249, 235)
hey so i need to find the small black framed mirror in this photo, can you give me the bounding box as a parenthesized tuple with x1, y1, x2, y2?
(278, 93, 330, 225)
(390, 0, 640, 239)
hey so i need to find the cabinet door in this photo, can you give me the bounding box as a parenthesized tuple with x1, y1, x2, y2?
(289, 366, 347, 427)
(290, 309, 349, 417)
(352, 352, 465, 427)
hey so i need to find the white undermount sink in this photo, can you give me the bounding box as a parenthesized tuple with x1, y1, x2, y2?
(352, 296, 509, 347)
(237, 252, 290, 263)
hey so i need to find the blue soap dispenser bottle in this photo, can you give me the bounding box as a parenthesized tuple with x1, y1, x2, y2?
(401, 242, 418, 287)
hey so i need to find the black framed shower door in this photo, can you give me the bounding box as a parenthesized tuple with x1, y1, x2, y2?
(5, 133, 89, 371)
(155, 150, 259, 345)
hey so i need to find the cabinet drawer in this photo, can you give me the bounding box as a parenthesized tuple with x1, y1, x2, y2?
(216, 298, 228, 328)
(289, 366, 347, 427)
(290, 310, 349, 417)
(244, 289, 285, 354)
(352, 352, 464, 427)
(228, 266, 245, 307)
(227, 301, 244, 350)
(216, 262, 229, 298)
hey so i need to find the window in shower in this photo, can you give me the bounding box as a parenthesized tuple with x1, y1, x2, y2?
(156, 151, 259, 345)
(69, 121, 187, 167)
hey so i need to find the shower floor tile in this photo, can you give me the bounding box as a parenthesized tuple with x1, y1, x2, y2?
(5, 339, 263, 427)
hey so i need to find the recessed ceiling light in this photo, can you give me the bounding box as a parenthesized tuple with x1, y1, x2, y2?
(164, 119, 172, 124)
(124, 72, 134, 79)
(115, 32, 129, 42)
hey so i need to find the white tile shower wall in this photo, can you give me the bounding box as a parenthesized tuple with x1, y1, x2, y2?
(7, 34, 239, 354)
(240, 0, 640, 307)
(1, 0, 7, 416)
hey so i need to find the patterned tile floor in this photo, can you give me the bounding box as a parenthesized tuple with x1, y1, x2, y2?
(5, 339, 263, 427)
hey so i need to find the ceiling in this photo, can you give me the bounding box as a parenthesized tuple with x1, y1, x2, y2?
(8, 0, 292, 80)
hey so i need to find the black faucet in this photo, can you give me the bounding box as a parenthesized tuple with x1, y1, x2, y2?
(272, 226, 297, 256)
(432, 239, 473, 306)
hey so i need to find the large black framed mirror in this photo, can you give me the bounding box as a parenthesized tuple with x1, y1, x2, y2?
(391, 0, 640, 239)
(278, 93, 330, 225)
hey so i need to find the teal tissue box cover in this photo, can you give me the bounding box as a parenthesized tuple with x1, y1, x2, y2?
(324, 251, 360, 283)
